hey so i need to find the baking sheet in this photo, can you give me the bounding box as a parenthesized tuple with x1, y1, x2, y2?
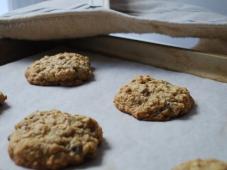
(0, 51, 227, 170)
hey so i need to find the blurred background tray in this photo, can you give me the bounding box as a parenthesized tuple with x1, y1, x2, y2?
(1, 36, 227, 83)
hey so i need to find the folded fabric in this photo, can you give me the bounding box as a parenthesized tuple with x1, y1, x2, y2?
(0, 0, 227, 40)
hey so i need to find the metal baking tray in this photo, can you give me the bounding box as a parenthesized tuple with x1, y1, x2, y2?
(0, 44, 226, 170)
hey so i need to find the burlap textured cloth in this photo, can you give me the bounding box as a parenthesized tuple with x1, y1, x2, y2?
(0, 0, 227, 40)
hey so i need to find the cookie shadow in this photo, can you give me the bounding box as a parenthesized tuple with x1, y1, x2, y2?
(178, 103, 198, 121)
(67, 138, 111, 170)
(0, 103, 10, 114)
(57, 75, 96, 89)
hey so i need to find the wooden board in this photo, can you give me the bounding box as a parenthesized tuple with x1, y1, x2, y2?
(69, 36, 227, 83)
(0, 36, 226, 83)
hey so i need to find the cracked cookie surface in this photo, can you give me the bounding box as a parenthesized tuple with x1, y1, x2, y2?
(114, 75, 194, 121)
(0, 91, 7, 104)
(8, 110, 103, 170)
(173, 159, 227, 170)
(25, 52, 93, 86)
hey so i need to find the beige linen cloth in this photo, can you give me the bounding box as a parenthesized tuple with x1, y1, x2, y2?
(0, 0, 227, 40)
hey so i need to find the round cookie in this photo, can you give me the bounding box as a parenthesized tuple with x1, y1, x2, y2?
(173, 159, 227, 170)
(8, 110, 103, 170)
(25, 52, 93, 86)
(114, 75, 194, 121)
(0, 91, 7, 104)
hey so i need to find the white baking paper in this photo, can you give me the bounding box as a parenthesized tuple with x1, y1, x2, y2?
(0, 51, 227, 170)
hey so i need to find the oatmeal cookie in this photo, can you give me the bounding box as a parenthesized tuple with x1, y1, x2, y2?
(0, 91, 7, 104)
(8, 109, 103, 170)
(114, 75, 194, 121)
(25, 52, 93, 86)
(173, 159, 227, 170)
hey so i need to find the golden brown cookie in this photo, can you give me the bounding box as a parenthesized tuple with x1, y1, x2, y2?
(8, 110, 103, 170)
(0, 91, 7, 104)
(173, 159, 227, 170)
(114, 75, 194, 121)
(25, 52, 93, 86)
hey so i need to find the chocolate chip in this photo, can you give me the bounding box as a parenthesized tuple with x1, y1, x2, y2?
(154, 102, 171, 114)
(70, 145, 82, 154)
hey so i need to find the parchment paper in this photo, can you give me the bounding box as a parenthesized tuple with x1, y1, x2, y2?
(0, 51, 227, 170)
